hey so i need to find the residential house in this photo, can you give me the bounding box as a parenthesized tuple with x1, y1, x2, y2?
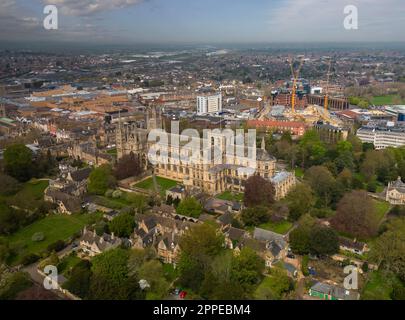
(44, 189, 82, 215)
(166, 186, 186, 201)
(309, 282, 360, 300)
(339, 237, 369, 255)
(79, 228, 123, 257)
(204, 198, 242, 215)
(223, 226, 249, 250)
(132, 213, 196, 264)
(386, 176, 405, 205)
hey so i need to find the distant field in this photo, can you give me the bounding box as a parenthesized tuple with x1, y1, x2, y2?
(134, 176, 178, 196)
(372, 95, 404, 106)
(216, 191, 244, 202)
(6, 213, 101, 265)
(259, 220, 293, 235)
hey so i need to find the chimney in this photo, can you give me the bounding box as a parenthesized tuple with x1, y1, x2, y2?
(261, 136, 266, 150)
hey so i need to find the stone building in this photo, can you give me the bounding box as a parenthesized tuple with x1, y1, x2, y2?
(386, 176, 405, 205)
(116, 107, 295, 198)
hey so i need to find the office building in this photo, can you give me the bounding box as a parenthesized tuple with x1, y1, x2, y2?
(197, 93, 222, 115)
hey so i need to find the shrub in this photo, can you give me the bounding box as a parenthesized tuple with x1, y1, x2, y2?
(31, 232, 45, 242)
(112, 190, 123, 199)
(47, 240, 66, 253)
(21, 253, 40, 266)
(301, 255, 309, 276)
(105, 189, 114, 198)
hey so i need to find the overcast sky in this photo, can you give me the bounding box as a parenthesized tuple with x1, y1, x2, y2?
(1, 0, 404, 45)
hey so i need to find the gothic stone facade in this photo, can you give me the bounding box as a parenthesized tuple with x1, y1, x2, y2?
(116, 109, 289, 196)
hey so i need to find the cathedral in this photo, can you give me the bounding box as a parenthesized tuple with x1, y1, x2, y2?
(116, 106, 295, 197)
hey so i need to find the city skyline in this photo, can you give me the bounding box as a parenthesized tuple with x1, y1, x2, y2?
(1, 0, 405, 45)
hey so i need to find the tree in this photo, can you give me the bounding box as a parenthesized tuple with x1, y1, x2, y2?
(304, 166, 336, 206)
(244, 175, 275, 208)
(285, 184, 315, 221)
(298, 130, 326, 167)
(241, 206, 270, 226)
(0, 269, 31, 300)
(0, 239, 11, 264)
(88, 248, 143, 300)
(332, 190, 378, 238)
(138, 260, 170, 300)
(108, 213, 135, 238)
(0, 204, 20, 235)
(88, 165, 116, 195)
(289, 215, 316, 254)
(178, 223, 224, 291)
(0, 173, 20, 196)
(231, 247, 265, 291)
(3, 144, 33, 182)
(370, 218, 405, 282)
(254, 269, 294, 300)
(114, 152, 143, 180)
(125, 193, 147, 214)
(176, 197, 203, 218)
(62, 260, 92, 298)
(309, 226, 339, 256)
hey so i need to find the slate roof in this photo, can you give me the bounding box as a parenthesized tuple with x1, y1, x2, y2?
(311, 282, 359, 300)
(46, 189, 82, 213)
(253, 227, 287, 248)
(69, 167, 92, 182)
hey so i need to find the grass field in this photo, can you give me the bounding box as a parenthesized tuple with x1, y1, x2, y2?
(373, 200, 391, 223)
(259, 220, 293, 235)
(371, 95, 404, 106)
(106, 148, 117, 156)
(58, 253, 82, 276)
(2, 180, 49, 210)
(216, 191, 244, 202)
(134, 176, 178, 196)
(295, 168, 304, 178)
(362, 271, 401, 300)
(6, 213, 101, 265)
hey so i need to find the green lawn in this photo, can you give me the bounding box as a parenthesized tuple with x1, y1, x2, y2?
(58, 253, 82, 277)
(259, 220, 293, 235)
(362, 271, 401, 300)
(371, 95, 404, 106)
(6, 213, 101, 265)
(3, 180, 49, 210)
(216, 191, 244, 202)
(373, 200, 391, 223)
(106, 148, 117, 156)
(134, 176, 178, 196)
(94, 195, 131, 210)
(295, 168, 304, 178)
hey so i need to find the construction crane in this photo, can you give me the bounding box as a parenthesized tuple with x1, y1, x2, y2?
(324, 58, 332, 111)
(288, 57, 304, 114)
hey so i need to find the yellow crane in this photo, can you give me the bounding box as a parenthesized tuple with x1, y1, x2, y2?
(324, 58, 332, 111)
(288, 57, 304, 114)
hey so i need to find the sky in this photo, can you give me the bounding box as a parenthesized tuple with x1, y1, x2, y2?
(0, 0, 404, 45)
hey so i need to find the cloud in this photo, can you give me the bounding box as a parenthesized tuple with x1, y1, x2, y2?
(43, 0, 144, 16)
(266, 0, 405, 42)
